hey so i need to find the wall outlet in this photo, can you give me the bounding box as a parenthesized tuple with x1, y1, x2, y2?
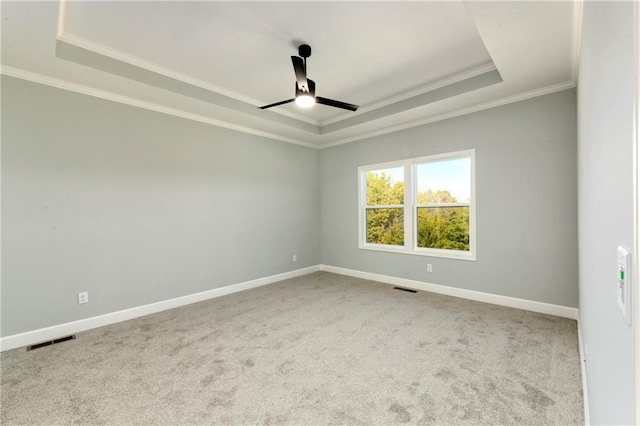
(293, 254, 297, 262)
(78, 292, 88, 304)
(427, 264, 433, 273)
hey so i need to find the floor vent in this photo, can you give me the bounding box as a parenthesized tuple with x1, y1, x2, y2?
(393, 287, 417, 293)
(27, 335, 76, 351)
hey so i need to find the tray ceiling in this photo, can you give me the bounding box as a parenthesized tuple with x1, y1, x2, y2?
(1, 1, 580, 148)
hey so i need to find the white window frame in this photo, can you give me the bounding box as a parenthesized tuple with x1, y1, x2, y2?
(358, 149, 476, 261)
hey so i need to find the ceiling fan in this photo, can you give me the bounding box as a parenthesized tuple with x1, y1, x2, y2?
(259, 44, 359, 112)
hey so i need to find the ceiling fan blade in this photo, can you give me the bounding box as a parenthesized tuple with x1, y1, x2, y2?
(259, 99, 295, 109)
(316, 96, 359, 111)
(291, 56, 309, 92)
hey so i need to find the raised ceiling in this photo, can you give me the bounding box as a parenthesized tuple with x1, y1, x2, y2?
(1, 1, 580, 148)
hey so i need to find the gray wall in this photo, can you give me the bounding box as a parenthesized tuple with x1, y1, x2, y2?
(1, 74, 580, 338)
(320, 89, 578, 307)
(1, 76, 320, 337)
(577, 1, 636, 424)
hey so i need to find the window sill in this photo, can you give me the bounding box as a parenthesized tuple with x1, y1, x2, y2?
(359, 243, 476, 261)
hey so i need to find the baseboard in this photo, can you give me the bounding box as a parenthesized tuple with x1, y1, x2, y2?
(577, 319, 591, 425)
(2, 264, 579, 352)
(0, 265, 321, 352)
(320, 264, 579, 320)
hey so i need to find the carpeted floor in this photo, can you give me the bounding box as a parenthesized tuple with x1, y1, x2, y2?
(1, 272, 583, 425)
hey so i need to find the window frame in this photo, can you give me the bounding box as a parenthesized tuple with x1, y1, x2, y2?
(358, 149, 476, 261)
(358, 162, 407, 251)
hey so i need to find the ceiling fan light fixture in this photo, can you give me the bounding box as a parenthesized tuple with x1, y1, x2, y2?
(295, 94, 315, 108)
(259, 46, 358, 112)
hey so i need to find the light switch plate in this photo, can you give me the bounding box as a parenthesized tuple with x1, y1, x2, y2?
(617, 246, 632, 325)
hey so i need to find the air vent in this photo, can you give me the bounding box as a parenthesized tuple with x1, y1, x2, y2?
(27, 335, 76, 351)
(393, 287, 417, 293)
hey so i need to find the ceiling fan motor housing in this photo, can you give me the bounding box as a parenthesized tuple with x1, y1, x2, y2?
(298, 44, 312, 58)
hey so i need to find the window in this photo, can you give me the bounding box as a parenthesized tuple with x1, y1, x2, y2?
(358, 150, 476, 260)
(363, 166, 405, 246)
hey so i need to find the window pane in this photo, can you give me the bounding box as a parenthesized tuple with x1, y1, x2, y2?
(416, 158, 470, 204)
(417, 206, 469, 251)
(366, 208, 404, 245)
(366, 167, 404, 205)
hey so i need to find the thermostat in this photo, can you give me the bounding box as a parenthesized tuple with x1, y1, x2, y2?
(617, 246, 632, 326)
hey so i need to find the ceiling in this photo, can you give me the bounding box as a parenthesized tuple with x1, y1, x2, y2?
(1, 1, 580, 148)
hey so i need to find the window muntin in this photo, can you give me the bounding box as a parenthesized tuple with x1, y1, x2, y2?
(358, 150, 475, 261)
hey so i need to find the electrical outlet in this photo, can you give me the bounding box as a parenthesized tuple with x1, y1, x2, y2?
(78, 292, 88, 304)
(427, 264, 433, 273)
(293, 254, 297, 262)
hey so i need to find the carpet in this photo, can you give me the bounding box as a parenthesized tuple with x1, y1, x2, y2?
(1, 272, 583, 425)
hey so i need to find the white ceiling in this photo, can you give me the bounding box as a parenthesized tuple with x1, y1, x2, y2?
(1, 1, 580, 148)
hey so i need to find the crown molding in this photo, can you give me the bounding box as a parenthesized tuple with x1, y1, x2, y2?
(55, 0, 318, 128)
(55, 31, 503, 137)
(22, 0, 581, 151)
(319, 80, 576, 149)
(55, 1, 501, 132)
(2, 64, 576, 151)
(56, 0, 67, 39)
(0, 65, 318, 149)
(571, 0, 584, 85)
(319, 62, 498, 127)
(55, 32, 320, 130)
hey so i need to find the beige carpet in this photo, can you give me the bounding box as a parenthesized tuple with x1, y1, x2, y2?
(1, 272, 583, 425)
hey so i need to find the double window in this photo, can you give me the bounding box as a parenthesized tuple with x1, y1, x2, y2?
(358, 149, 476, 261)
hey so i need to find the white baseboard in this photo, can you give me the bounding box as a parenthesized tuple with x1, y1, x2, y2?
(0, 265, 320, 352)
(1, 264, 580, 352)
(577, 319, 591, 425)
(320, 264, 579, 320)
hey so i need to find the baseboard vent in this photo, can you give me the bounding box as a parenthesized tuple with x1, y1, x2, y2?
(393, 287, 417, 293)
(26, 335, 76, 351)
